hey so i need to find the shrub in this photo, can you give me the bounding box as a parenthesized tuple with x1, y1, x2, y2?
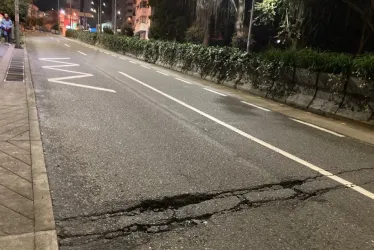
(103, 26, 114, 34)
(51, 23, 59, 31)
(185, 23, 204, 44)
(65, 30, 374, 91)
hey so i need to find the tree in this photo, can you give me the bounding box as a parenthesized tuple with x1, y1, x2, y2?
(255, 0, 311, 48)
(0, 0, 31, 22)
(342, 0, 374, 54)
(235, 0, 245, 37)
(149, 0, 193, 41)
(196, 0, 237, 46)
(36, 17, 44, 27)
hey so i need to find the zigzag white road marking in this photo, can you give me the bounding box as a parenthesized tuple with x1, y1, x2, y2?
(39, 58, 116, 93)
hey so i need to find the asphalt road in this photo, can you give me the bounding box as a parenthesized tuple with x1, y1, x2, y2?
(26, 32, 374, 250)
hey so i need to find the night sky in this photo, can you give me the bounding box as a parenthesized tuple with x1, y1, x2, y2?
(36, 0, 61, 11)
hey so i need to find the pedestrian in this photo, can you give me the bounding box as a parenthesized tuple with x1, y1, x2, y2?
(1, 14, 13, 45)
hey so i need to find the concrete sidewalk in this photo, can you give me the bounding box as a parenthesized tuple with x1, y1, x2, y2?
(0, 44, 58, 249)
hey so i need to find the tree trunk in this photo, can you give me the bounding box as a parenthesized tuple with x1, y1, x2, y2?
(357, 22, 370, 54)
(203, 24, 210, 46)
(235, 0, 245, 37)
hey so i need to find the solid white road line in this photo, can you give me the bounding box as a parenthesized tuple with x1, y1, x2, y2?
(156, 71, 169, 76)
(175, 78, 192, 84)
(204, 88, 227, 97)
(141, 65, 150, 69)
(290, 118, 345, 137)
(129, 61, 137, 64)
(241, 101, 271, 112)
(64, 44, 70, 47)
(78, 51, 87, 56)
(118, 71, 374, 201)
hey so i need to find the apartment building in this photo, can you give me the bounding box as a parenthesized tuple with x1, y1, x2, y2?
(134, 0, 151, 39)
(114, 0, 135, 29)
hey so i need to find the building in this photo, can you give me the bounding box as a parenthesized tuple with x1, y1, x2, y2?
(134, 0, 151, 39)
(28, 3, 39, 19)
(112, 0, 135, 31)
(65, 0, 82, 10)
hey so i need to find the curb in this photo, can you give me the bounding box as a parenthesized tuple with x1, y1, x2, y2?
(24, 42, 59, 249)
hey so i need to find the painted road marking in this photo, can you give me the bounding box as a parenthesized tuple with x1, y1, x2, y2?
(156, 71, 169, 76)
(105, 52, 110, 54)
(129, 61, 137, 64)
(78, 51, 87, 56)
(64, 44, 70, 47)
(141, 65, 150, 69)
(56, 40, 60, 43)
(204, 88, 227, 97)
(241, 101, 271, 112)
(40, 58, 116, 93)
(120, 57, 126, 60)
(118, 71, 374, 201)
(175, 78, 192, 84)
(290, 118, 345, 137)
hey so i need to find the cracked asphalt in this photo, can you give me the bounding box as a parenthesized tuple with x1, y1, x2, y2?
(26, 33, 374, 249)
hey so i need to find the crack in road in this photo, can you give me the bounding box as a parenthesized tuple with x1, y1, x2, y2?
(56, 176, 352, 247)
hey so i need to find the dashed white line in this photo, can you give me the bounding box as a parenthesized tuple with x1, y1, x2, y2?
(64, 44, 70, 47)
(118, 71, 374, 201)
(290, 118, 345, 137)
(78, 51, 87, 56)
(241, 101, 271, 112)
(104, 52, 110, 54)
(175, 78, 192, 84)
(204, 88, 227, 97)
(156, 71, 169, 76)
(141, 65, 150, 69)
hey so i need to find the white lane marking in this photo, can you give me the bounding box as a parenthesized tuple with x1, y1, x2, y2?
(129, 61, 137, 64)
(175, 78, 192, 84)
(104, 52, 110, 54)
(47, 79, 116, 92)
(64, 44, 70, 47)
(40, 58, 116, 93)
(78, 51, 87, 56)
(204, 88, 227, 97)
(118, 71, 374, 201)
(56, 40, 60, 43)
(120, 57, 126, 60)
(290, 118, 345, 137)
(112, 55, 118, 57)
(241, 101, 271, 112)
(141, 65, 150, 69)
(156, 71, 169, 76)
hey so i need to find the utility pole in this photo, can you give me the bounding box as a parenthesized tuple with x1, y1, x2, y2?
(57, 0, 60, 33)
(70, 0, 72, 29)
(113, 0, 117, 34)
(14, 0, 20, 48)
(99, 0, 102, 32)
(246, 0, 255, 52)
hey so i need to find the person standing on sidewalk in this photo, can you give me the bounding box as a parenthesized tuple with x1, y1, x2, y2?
(1, 14, 13, 45)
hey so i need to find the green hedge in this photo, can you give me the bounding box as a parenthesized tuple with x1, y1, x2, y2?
(66, 30, 374, 88)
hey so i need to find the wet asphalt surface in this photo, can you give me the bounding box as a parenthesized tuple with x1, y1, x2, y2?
(27, 33, 374, 250)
